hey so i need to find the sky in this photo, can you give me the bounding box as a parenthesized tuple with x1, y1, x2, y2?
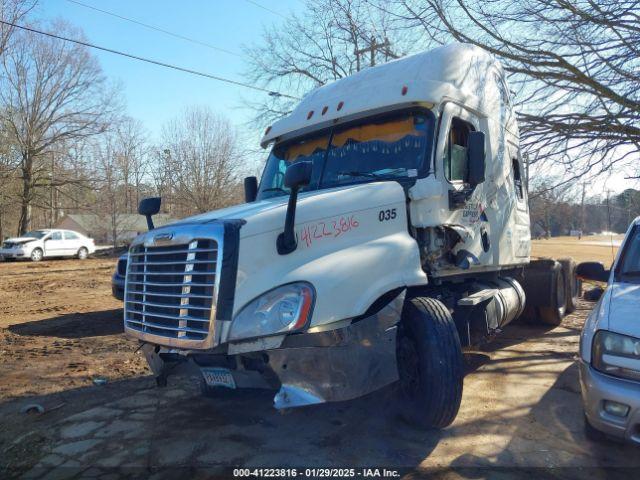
(30, 1, 639, 194)
(37, 0, 304, 154)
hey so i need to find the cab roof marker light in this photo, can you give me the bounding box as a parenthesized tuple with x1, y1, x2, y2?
(337, 101, 344, 111)
(307, 110, 314, 120)
(321, 106, 328, 115)
(401, 85, 408, 96)
(264, 126, 272, 135)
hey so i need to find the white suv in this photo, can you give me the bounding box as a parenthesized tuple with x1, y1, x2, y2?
(0, 229, 96, 262)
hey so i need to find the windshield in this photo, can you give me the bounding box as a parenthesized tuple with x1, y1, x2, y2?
(22, 230, 48, 239)
(616, 226, 640, 282)
(257, 110, 434, 200)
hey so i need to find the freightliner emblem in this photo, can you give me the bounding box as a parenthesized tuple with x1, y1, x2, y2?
(153, 233, 174, 243)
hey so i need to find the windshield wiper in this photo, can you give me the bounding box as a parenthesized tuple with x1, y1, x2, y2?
(337, 168, 408, 179)
(261, 187, 288, 193)
(337, 171, 384, 178)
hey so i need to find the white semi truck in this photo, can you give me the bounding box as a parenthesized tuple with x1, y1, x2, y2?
(124, 44, 578, 428)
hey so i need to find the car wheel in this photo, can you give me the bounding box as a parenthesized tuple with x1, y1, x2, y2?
(77, 247, 88, 260)
(30, 248, 43, 262)
(395, 296, 464, 429)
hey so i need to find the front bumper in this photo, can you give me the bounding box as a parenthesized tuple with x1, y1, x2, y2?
(0, 248, 27, 259)
(579, 360, 640, 444)
(143, 291, 404, 408)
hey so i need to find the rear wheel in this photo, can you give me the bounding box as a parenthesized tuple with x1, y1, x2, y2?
(539, 265, 567, 326)
(77, 247, 89, 260)
(395, 296, 463, 429)
(30, 248, 43, 262)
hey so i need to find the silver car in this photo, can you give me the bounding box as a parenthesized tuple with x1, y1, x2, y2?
(578, 217, 640, 444)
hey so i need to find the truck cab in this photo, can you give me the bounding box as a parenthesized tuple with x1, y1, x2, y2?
(123, 44, 571, 429)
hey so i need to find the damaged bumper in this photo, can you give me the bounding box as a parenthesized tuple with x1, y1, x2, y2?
(142, 291, 404, 408)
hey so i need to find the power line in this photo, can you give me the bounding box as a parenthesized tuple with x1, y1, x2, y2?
(65, 0, 242, 58)
(242, 0, 288, 19)
(0, 21, 299, 100)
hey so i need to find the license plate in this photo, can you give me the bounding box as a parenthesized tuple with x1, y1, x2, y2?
(201, 368, 236, 389)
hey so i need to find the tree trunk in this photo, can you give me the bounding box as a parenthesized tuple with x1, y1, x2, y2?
(19, 152, 33, 235)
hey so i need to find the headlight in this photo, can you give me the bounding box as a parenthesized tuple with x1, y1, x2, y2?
(592, 331, 640, 381)
(228, 282, 314, 341)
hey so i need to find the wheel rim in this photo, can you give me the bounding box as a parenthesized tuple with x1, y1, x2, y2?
(32, 250, 42, 261)
(79, 248, 87, 259)
(397, 334, 420, 398)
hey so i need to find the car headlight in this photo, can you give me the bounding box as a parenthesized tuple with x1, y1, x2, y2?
(228, 282, 314, 341)
(592, 331, 640, 381)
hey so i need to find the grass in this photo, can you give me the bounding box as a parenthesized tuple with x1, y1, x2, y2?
(531, 234, 623, 265)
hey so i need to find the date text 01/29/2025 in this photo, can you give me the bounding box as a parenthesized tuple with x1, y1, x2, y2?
(232, 468, 401, 478)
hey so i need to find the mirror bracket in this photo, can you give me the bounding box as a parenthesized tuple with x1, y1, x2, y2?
(277, 162, 312, 255)
(138, 197, 162, 231)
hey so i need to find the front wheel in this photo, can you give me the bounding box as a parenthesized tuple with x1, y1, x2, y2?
(30, 248, 43, 262)
(395, 296, 464, 429)
(77, 247, 89, 260)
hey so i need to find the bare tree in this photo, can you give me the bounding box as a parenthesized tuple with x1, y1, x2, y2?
(0, 0, 35, 56)
(0, 20, 116, 234)
(93, 136, 126, 246)
(156, 106, 244, 216)
(396, 0, 640, 182)
(114, 117, 149, 213)
(244, 0, 417, 125)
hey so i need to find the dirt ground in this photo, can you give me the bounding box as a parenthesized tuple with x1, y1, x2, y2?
(1, 247, 638, 478)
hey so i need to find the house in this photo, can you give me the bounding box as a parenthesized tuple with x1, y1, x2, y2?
(55, 213, 176, 246)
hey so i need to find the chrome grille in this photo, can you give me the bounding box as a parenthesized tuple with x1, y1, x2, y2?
(124, 239, 218, 341)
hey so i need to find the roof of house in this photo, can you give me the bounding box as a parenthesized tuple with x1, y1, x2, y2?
(57, 213, 176, 232)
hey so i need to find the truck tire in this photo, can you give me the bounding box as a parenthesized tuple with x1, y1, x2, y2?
(558, 258, 580, 313)
(538, 265, 566, 326)
(395, 296, 463, 429)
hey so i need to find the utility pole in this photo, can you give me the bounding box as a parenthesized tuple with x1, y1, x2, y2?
(354, 37, 393, 69)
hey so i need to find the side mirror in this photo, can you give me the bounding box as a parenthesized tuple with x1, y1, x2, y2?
(277, 162, 313, 255)
(284, 161, 313, 190)
(576, 262, 610, 282)
(468, 131, 486, 186)
(138, 197, 161, 231)
(244, 176, 258, 203)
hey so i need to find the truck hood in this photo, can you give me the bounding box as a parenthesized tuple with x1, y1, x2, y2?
(607, 282, 640, 338)
(175, 183, 399, 238)
(3, 236, 38, 244)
